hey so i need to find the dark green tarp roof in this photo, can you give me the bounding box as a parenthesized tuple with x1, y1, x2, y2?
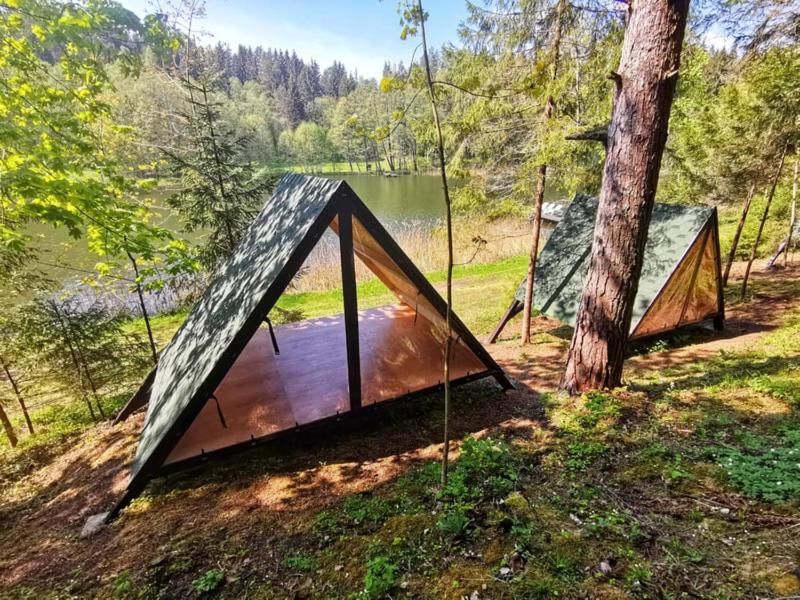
(130, 174, 342, 481)
(514, 195, 715, 331)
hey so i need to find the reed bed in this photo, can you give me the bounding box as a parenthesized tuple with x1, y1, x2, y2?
(290, 216, 537, 293)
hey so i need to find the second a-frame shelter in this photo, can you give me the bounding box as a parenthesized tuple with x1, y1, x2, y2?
(489, 195, 725, 343)
(110, 174, 510, 520)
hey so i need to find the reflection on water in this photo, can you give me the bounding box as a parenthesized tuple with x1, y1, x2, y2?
(334, 173, 456, 220)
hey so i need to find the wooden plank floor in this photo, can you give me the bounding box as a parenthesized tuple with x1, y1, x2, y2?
(165, 304, 486, 465)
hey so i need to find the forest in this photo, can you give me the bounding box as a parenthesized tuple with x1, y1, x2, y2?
(1, 0, 799, 598)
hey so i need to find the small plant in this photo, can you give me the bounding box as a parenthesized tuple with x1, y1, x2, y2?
(565, 440, 607, 471)
(436, 507, 470, 539)
(284, 552, 316, 572)
(585, 509, 642, 542)
(577, 391, 622, 430)
(625, 562, 653, 587)
(510, 520, 538, 553)
(363, 555, 397, 599)
(112, 571, 133, 597)
(663, 455, 692, 482)
(440, 437, 520, 503)
(192, 569, 224, 595)
(342, 494, 392, 527)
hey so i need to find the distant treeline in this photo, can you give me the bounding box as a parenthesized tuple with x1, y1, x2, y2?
(191, 45, 358, 126)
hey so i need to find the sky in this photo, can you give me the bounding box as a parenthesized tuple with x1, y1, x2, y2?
(121, 0, 470, 79)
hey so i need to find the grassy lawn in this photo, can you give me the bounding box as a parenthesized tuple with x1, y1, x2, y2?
(144, 254, 528, 347)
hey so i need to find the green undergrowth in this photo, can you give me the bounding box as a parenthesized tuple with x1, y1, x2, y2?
(5, 260, 800, 597)
(0, 394, 127, 490)
(114, 320, 798, 598)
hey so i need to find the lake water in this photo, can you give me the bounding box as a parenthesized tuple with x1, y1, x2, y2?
(334, 173, 452, 220)
(27, 173, 564, 289)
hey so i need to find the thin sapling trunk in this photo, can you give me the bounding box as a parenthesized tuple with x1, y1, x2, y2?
(51, 301, 97, 421)
(741, 143, 788, 299)
(417, 0, 455, 487)
(723, 183, 756, 286)
(785, 157, 798, 266)
(0, 401, 17, 448)
(126, 249, 159, 365)
(0, 354, 33, 434)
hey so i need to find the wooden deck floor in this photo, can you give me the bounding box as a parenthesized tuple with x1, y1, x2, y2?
(165, 305, 486, 465)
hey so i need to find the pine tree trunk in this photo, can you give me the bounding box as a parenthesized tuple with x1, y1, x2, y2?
(561, 0, 690, 394)
(723, 183, 756, 286)
(520, 0, 564, 344)
(0, 401, 17, 448)
(741, 143, 788, 299)
(1, 355, 33, 435)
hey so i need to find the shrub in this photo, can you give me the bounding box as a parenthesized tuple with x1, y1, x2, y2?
(436, 507, 471, 539)
(283, 552, 316, 572)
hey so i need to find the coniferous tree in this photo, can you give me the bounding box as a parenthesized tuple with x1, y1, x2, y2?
(165, 73, 274, 269)
(14, 296, 151, 420)
(562, 0, 690, 393)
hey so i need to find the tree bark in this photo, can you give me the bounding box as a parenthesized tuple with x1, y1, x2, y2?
(0, 400, 17, 448)
(741, 142, 788, 299)
(723, 183, 756, 286)
(0, 355, 33, 435)
(561, 0, 690, 394)
(521, 0, 565, 345)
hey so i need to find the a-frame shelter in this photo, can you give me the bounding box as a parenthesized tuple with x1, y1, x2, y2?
(109, 174, 511, 520)
(489, 195, 725, 343)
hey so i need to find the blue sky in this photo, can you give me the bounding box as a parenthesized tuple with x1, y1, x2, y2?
(123, 0, 469, 78)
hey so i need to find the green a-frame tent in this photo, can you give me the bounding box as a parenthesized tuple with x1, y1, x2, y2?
(489, 195, 725, 343)
(109, 174, 511, 521)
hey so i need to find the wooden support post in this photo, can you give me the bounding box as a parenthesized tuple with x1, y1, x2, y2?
(338, 205, 362, 412)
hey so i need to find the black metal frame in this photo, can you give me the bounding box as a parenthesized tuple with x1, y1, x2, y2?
(114, 366, 157, 424)
(344, 183, 512, 390)
(106, 179, 511, 522)
(338, 203, 362, 412)
(488, 301, 523, 344)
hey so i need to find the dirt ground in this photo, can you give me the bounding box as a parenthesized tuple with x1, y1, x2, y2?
(0, 260, 798, 597)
